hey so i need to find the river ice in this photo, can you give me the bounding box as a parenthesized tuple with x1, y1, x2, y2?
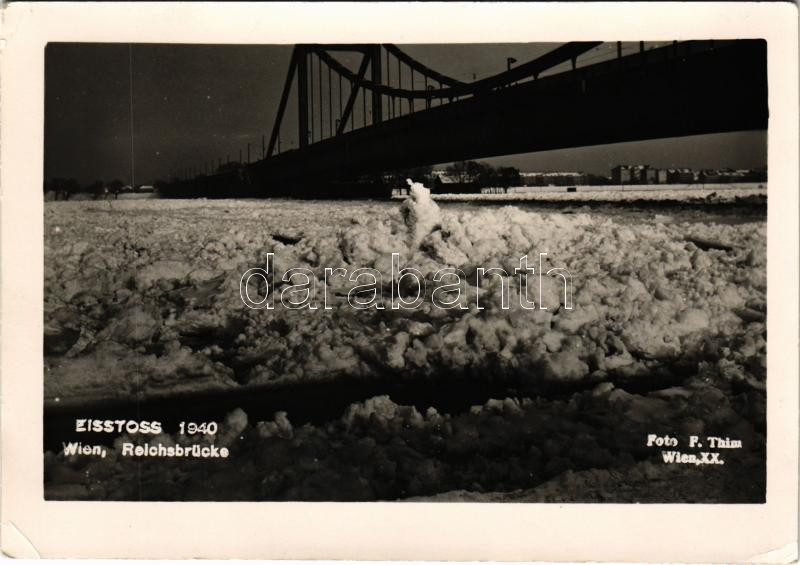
(43, 185, 767, 501)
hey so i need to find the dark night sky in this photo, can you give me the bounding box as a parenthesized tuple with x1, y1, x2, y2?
(44, 42, 767, 186)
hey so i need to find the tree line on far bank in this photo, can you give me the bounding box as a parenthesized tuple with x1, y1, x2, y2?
(384, 161, 522, 191)
(384, 161, 610, 192)
(43, 178, 167, 200)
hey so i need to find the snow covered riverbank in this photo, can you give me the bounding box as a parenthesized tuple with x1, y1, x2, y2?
(402, 183, 766, 204)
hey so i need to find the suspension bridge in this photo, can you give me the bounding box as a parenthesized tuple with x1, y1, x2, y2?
(167, 39, 767, 198)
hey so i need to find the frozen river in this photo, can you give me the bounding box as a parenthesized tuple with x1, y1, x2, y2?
(43, 185, 767, 502)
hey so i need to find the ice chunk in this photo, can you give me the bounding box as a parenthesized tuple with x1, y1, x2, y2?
(399, 180, 441, 247)
(342, 395, 398, 429)
(135, 260, 194, 289)
(539, 351, 590, 381)
(256, 411, 293, 440)
(97, 306, 160, 345)
(216, 408, 249, 446)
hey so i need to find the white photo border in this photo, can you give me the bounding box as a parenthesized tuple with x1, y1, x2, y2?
(1, 2, 797, 561)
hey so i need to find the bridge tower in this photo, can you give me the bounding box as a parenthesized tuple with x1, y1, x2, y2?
(266, 44, 468, 158)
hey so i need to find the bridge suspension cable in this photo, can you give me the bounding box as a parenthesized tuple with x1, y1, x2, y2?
(266, 41, 603, 158)
(382, 44, 465, 88)
(308, 41, 600, 103)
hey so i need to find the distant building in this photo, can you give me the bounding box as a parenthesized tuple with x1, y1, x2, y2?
(612, 164, 667, 184)
(667, 168, 697, 183)
(699, 170, 721, 183)
(611, 165, 631, 184)
(431, 171, 459, 185)
(610, 164, 765, 186)
(520, 171, 587, 186)
(431, 171, 478, 194)
(697, 168, 768, 184)
(630, 165, 646, 183)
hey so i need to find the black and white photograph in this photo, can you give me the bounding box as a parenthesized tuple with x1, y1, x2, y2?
(40, 37, 773, 503)
(1, 2, 798, 560)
